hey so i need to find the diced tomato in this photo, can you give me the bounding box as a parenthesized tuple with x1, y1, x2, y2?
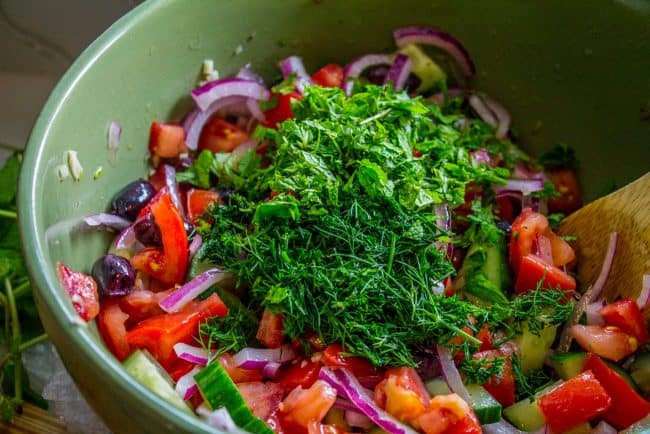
(279, 380, 337, 432)
(148, 122, 188, 158)
(322, 344, 384, 388)
(97, 301, 130, 361)
(126, 293, 227, 370)
(472, 349, 515, 407)
(374, 367, 430, 425)
(538, 370, 611, 433)
(514, 254, 576, 294)
(570, 325, 637, 362)
(119, 288, 171, 327)
(495, 195, 517, 223)
(413, 394, 481, 434)
(131, 193, 188, 286)
(599, 299, 649, 344)
(310, 64, 344, 88)
(583, 353, 650, 429)
(238, 381, 284, 421)
(307, 421, 347, 434)
(198, 116, 249, 153)
(476, 324, 494, 352)
(277, 359, 322, 391)
(547, 168, 582, 215)
(186, 188, 221, 224)
(147, 164, 167, 191)
(263, 92, 300, 129)
(449, 324, 493, 361)
(546, 230, 576, 267)
(510, 208, 549, 272)
(217, 353, 263, 383)
(167, 358, 195, 382)
(256, 308, 285, 348)
(56, 262, 100, 322)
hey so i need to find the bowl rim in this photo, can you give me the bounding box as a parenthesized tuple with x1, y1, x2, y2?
(17, 1, 218, 432)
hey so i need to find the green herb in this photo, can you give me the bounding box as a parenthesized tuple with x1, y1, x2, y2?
(538, 143, 578, 170)
(0, 152, 48, 421)
(530, 181, 558, 199)
(546, 213, 565, 229)
(271, 73, 297, 95)
(512, 354, 552, 401)
(460, 354, 506, 385)
(200, 296, 258, 358)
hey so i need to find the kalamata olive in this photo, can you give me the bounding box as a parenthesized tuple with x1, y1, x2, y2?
(215, 187, 234, 204)
(134, 213, 162, 247)
(91, 254, 135, 298)
(110, 179, 156, 221)
(183, 219, 196, 241)
(361, 64, 390, 85)
(496, 219, 512, 238)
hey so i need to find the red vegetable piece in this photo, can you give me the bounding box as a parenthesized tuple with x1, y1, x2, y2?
(97, 301, 130, 361)
(238, 381, 284, 421)
(216, 353, 263, 383)
(56, 262, 100, 322)
(538, 370, 611, 433)
(310, 64, 344, 88)
(510, 207, 549, 272)
(279, 380, 337, 432)
(599, 299, 649, 344)
(547, 168, 582, 215)
(546, 230, 576, 267)
(131, 192, 188, 286)
(119, 288, 171, 327)
(256, 308, 285, 348)
(514, 254, 576, 294)
(322, 344, 383, 388)
(148, 122, 188, 158)
(307, 422, 347, 434)
(414, 393, 481, 434)
(125, 293, 227, 370)
(570, 325, 637, 362)
(263, 92, 300, 129)
(278, 359, 322, 392)
(186, 188, 221, 225)
(472, 349, 515, 407)
(198, 116, 249, 153)
(583, 353, 650, 429)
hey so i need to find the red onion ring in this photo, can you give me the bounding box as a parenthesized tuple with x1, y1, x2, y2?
(342, 54, 393, 95)
(637, 274, 650, 310)
(175, 366, 201, 400)
(435, 345, 472, 404)
(590, 232, 619, 301)
(191, 78, 270, 111)
(159, 268, 228, 313)
(586, 300, 607, 325)
(384, 53, 412, 91)
(173, 343, 209, 366)
(278, 55, 311, 94)
(184, 96, 248, 150)
(188, 233, 203, 260)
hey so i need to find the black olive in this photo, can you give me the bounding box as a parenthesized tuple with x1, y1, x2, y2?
(496, 220, 513, 238)
(133, 213, 162, 247)
(215, 187, 234, 204)
(361, 64, 390, 85)
(91, 254, 135, 298)
(110, 179, 156, 221)
(404, 73, 422, 93)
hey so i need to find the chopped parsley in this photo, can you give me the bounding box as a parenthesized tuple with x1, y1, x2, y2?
(539, 143, 578, 170)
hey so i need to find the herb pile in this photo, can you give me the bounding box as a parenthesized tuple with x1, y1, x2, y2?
(0, 149, 48, 420)
(189, 84, 572, 368)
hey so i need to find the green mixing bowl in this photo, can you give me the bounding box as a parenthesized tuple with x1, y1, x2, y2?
(18, 0, 650, 432)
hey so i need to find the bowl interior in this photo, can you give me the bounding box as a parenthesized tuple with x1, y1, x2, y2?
(18, 0, 650, 432)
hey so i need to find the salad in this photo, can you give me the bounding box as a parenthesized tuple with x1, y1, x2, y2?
(55, 26, 650, 433)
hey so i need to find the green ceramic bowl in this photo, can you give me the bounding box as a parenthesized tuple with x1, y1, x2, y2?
(18, 0, 650, 432)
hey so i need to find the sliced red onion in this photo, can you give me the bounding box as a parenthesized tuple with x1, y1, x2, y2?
(431, 280, 445, 296)
(107, 120, 121, 164)
(319, 367, 417, 434)
(232, 345, 296, 370)
(175, 366, 201, 400)
(434, 204, 452, 257)
(185, 96, 248, 150)
(494, 179, 544, 197)
(189, 233, 203, 260)
(342, 54, 393, 95)
(174, 343, 209, 366)
(593, 421, 618, 434)
(512, 164, 547, 181)
(383, 53, 412, 91)
(470, 149, 491, 166)
(345, 410, 374, 430)
(182, 108, 200, 133)
(278, 55, 311, 94)
(333, 398, 360, 413)
(586, 300, 607, 325)
(262, 361, 282, 379)
(590, 232, 619, 301)
(535, 235, 553, 264)
(83, 213, 131, 231)
(159, 268, 227, 313)
(469, 94, 498, 126)
(163, 165, 185, 218)
(482, 95, 511, 139)
(428, 88, 464, 106)
(236, 66, 265, 84)
(191, 78, 270, 111)
(393, 26, 475, 78)
(436, 345, 472, 405)
(110, 223, 144, 256)
(637, 274, 650, 310)
(197, 406, 252, 434)
(246, 98, 265, 122)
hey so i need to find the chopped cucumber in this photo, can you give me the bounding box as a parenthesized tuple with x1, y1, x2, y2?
(195, 361, 274, 434)
(397, 44, 446, 93)
(122, 350, 192, 414)
(548, 352, 587, 380)
(631, 352, 650, 396)
(514, 323, 558, 373)
(456, 242, 509, 305)
(503, 381, 561, 431)
(425, 378, 502, 424)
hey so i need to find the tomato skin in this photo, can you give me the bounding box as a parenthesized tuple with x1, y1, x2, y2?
(514, 254, 576, 294)
(510, 208, 549, 272)
(570, 325, 637, 362)
(311, 64, 344, 88)
(374, 367, 430, 426)
(237, 381, 284, 421)
(125, 293, 227, 370)
(599, 299, 649, 344)
(583, 353, 650, 429)
(546, 230, 576, 267)
(56, 262, 100, 321)
(131, 193, 188, 286)
(263, 92, 300, 129)
(279, 380, 337, 432)
(186, 188, 221, 224)
(119, 288, 171, 327)
(414, 394, 481, 434)
(538, 370, 611, 433)
(307, 421, 347, 434)
(149, 122, 188, 158)
(217, 353, 263, 383)
(322, 344, 384, 388)
(472, 349, 515, 407)
(277, 360, 322, 391)
(256, 308, 285, 348)
(97, 301, 130, 361)
(547, 168, 582, 214)
(198, 116, 249, 153)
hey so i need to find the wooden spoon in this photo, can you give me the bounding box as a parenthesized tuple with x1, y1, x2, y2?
(557, 172, 650, 304)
